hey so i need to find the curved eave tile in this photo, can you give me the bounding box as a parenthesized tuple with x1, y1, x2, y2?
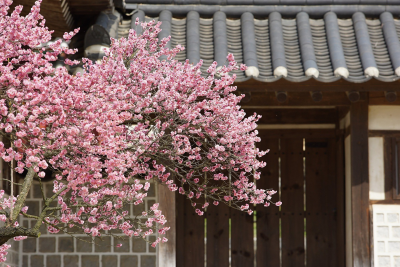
(112, 10, 400, 84)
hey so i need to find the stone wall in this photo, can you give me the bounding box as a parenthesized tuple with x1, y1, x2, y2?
(372, 204, 400, 267)
(19, 181, 158, 267)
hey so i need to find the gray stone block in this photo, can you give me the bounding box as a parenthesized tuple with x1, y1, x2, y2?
(94, 236, 111, 252)
(114, 237, 130, 252)
(46, 255, 61, 267)
(149, 236, 156, 253)
(33, 184, 43, 199)
(59, 237, 74, 252)
(81, 255, 99, 267)
(12, 240, 19, 251)
(132, 238, 146, 252)
(38, 222, 47, 235)
(25, 201, 39, 215)
(141, 255, 156, 267)
(102, 255, 118, 266)
(45, 183, 54, 196)
(147, 200, 156, 210)
(64, 255, 79, 267)
(22, 255, 28, 266)
(30, 255, 44, 267)
(121, 255, 138, 267)
(23, 238, 36, 253)
(133, 203, 145, 216)
(76, 236, 93, 252)
(147, 183, 155, 197)
(39, 237, 55, 252)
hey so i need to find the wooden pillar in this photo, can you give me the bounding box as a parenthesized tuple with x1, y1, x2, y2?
(157, 183, 176, 267)
(350, 98, 370, 267)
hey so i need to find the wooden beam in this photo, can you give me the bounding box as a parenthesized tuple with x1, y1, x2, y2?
(310, 91, 323, 102)
(347, 91, 360, 103)
(369, 130, 400, 137)
(243, 108, 337, 124)
(385, 91, 397, 102)
(240, 91, 351, 107)
(158, 184, 176, 267)
(255, 129, 337, 138)
(369, 91, 400, 105)
(275, 91, 287, 103)
(350, 98, 370, 267)
(234, 77, 400, 92)
(383, 137, 394, 200)
(336, 134, 346, 266)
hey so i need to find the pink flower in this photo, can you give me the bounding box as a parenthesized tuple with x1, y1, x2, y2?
(13, 236, 27, 241)
(4, 124, 12, 133)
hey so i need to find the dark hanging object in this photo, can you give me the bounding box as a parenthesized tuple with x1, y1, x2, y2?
(276, 91, 288, 103)
(347, 91, 360, 102)
(310, 91, 323, 102)
(385, 91, 397, 102)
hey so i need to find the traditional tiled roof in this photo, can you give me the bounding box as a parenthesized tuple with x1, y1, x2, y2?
(85, 10, 400, 84)
(125, 0, 400, 4)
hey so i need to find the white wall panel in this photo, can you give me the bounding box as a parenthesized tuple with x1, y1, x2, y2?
(369, 137, 385, 200)
(369, 106, 400, 130)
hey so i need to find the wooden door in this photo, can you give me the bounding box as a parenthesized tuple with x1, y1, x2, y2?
(176, 130, 345, 267)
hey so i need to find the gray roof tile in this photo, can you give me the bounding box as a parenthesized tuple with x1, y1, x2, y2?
(114, 10, 400, 83)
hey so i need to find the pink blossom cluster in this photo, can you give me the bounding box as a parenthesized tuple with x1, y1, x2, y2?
(0, 243, 10, 263)
(0, 0, 279, 262)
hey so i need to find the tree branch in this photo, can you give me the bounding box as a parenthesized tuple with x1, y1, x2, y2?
(9, 167, 35, 225)
(0, 226, 40, 246)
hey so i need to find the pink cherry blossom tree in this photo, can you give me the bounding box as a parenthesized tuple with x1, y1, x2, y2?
(0, 0, 279, 262)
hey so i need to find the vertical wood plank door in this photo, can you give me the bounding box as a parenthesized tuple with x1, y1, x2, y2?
(231, 208, 254, 267)
(281, 138, 305, 267)
(206, 195, 230, 267)
(176, 193, 205, 267)
(175, 132, 344, 267)
(256, 135, 280, 267)
(305, 138, 337, 267)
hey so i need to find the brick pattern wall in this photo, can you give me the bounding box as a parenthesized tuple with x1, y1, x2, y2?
(19, 181, 158, 267)
(372, 204, 400, 267)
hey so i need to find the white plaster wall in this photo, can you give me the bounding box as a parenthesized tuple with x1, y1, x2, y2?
(369, 137, 385, 200)
(340, 111, 351, 130)
(372, 204, 400, 267)
(345, 135, 353, 267)
(369, 106, 400, 130)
